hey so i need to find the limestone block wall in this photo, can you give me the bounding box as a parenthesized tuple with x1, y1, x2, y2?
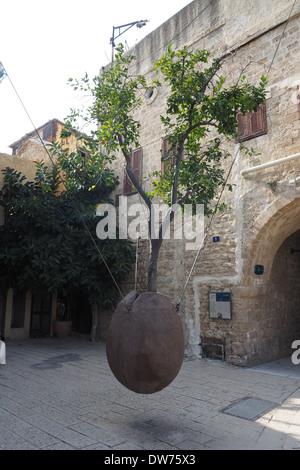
(9, 138, 53, 163)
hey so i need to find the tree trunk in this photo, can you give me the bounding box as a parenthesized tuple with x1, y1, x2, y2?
(147, 239, 163, 292)
(147, 207, 176, 293)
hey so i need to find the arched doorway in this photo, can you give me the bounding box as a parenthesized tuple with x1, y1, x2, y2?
(264, 230, 300, 359)
(242, 197, 300, 365)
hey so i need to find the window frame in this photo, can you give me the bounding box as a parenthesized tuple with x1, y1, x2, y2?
(237, 103, 267, 142)
(123, 147, 143, 196)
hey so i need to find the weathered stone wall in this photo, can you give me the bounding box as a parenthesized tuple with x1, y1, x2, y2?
(12, 120, 81, 161)
(9, 138, 54, 163)
(110, 0, 300, 365)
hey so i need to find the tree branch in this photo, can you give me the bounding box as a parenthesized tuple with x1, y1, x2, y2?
(170, 118, 218, 206)
(190, 61, 222, 111)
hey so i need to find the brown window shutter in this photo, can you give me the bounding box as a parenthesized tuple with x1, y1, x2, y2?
(123, 170, 132, 196)
(237, 103, 267, 142)
(251, 109, 262, 133)
(161, 137, 171, 173)
(237, 113, 250, 141)
(123, 147, 143, 196)
(251, 104, 267, 136)
(132, 147, 142, 186)
(161, 137, 179, 174)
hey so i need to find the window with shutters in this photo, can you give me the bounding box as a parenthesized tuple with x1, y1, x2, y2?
(123, 147, 143, 196)
(237, 103, 267, 142)
(161, 137, 180, 174)
(161, 138, 174, 174)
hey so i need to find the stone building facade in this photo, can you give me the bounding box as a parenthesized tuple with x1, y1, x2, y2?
(9, 118, 85, 162)
(110, 0, 300, 366)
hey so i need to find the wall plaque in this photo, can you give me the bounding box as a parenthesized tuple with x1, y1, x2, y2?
(209, 292, 232, 320)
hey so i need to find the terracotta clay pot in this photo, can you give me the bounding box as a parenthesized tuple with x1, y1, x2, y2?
(106, 291, 184, 394)
(54, 320, 72, 338)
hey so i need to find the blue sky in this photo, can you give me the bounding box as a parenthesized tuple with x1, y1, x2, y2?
(0, 0, 192, 153)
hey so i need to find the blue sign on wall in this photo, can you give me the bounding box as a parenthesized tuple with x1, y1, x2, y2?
(216, 293, 231, 303)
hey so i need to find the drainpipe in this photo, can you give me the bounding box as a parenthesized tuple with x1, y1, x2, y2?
(241, 152, 300, 177)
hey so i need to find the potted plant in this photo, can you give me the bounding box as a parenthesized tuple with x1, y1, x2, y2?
(54, 294, 72, 338)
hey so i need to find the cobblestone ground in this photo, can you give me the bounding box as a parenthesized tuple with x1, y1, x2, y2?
(0, 337, 300, 450)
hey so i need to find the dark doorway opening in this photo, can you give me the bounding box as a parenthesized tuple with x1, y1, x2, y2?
(30, 292, 51, 338)
(12, 291, 26, 328)
(71, 291, 92, 335)
(265, 229, 300, 360)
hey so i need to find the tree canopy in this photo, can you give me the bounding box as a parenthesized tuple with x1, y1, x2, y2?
(51, 44, 268, 292)
(0, 138, 135, 310)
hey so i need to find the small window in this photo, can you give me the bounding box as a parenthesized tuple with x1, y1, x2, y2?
(237, 103, 267, 142)
(145, 87, 154, 100)
(123, 148, 143, 196)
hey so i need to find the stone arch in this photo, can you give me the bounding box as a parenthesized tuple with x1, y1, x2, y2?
(239, 195, 300, 365)
(243, 196, 300, 283)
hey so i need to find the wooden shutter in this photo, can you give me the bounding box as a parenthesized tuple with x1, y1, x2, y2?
(161, 138, 170, 173)
(123, 147, 143, 196)
(123, 170, 132, 196)
(237, 103, 267, 142)
(237, 113, 250, 141)
(161, 137, 178, 174)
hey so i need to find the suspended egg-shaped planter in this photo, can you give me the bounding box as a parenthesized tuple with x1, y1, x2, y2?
(106, 291, 184, 394)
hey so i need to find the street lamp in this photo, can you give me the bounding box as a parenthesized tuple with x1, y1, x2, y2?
(110, 20, 149, 62)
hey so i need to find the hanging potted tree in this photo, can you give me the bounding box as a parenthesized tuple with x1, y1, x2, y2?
(66, 44, 268, 394)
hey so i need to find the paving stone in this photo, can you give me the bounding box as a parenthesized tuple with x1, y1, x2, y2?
(222, 397, 279, 421)
(1, 338, 300, 450)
